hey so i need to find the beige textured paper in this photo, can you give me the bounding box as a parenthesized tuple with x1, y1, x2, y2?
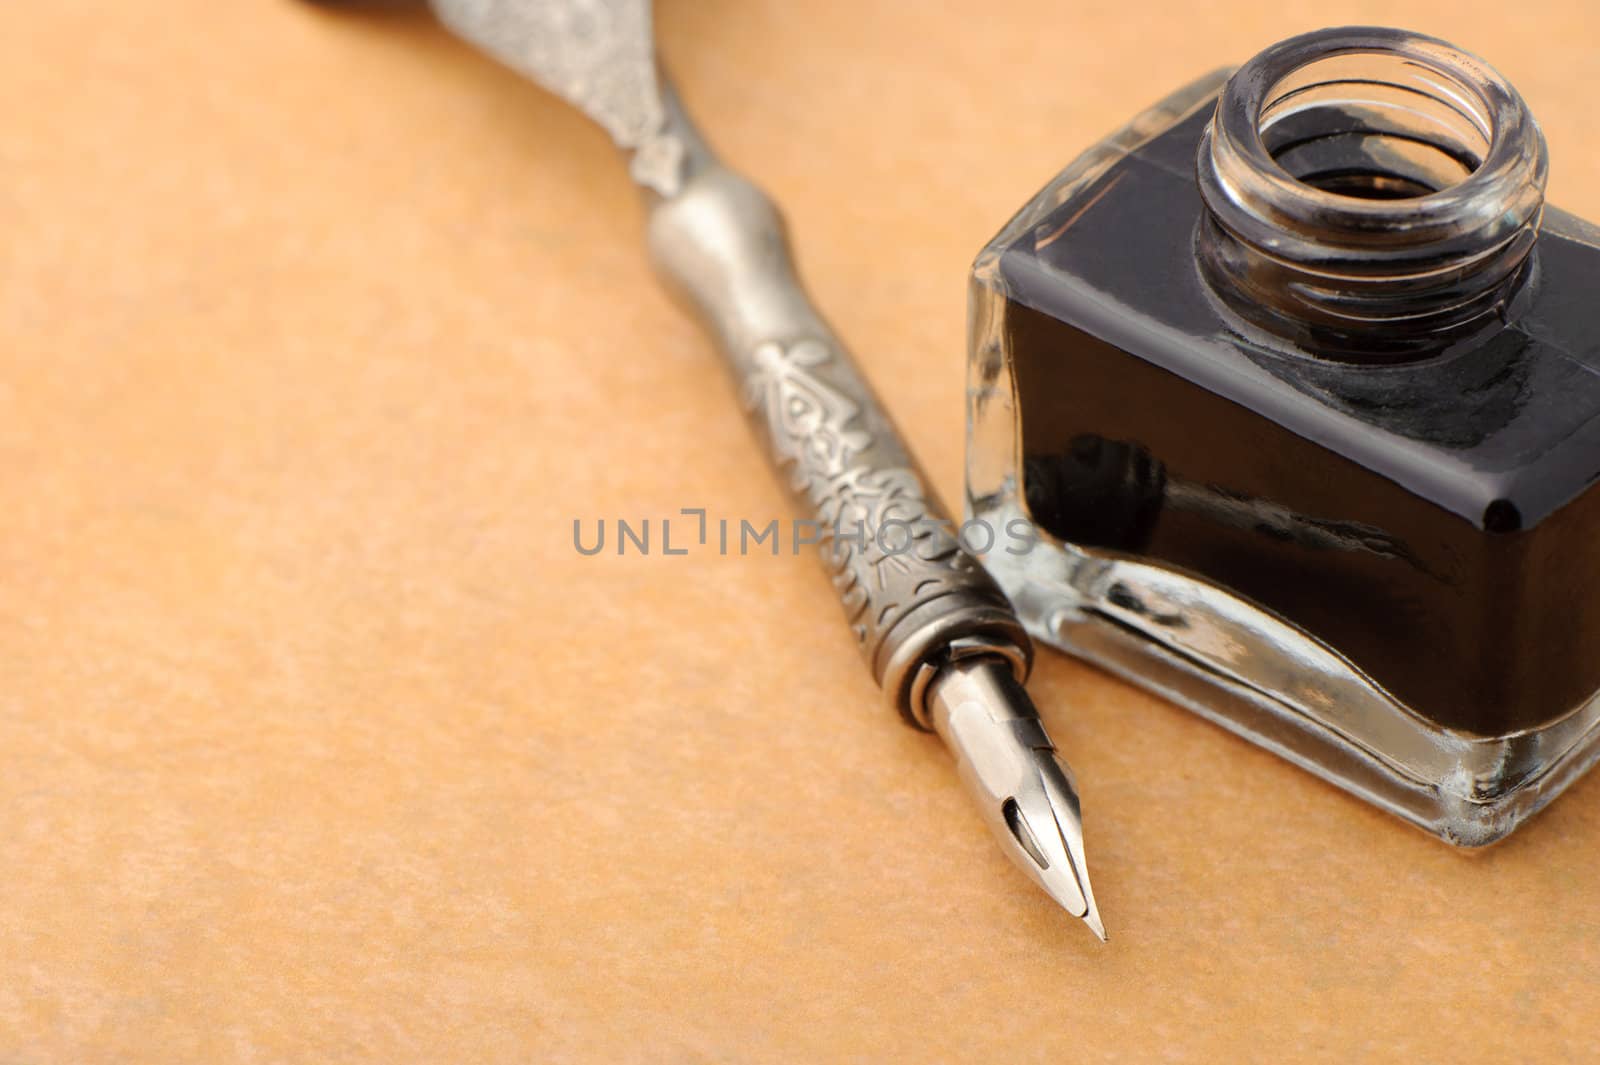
(4, 1, 1600, 1060)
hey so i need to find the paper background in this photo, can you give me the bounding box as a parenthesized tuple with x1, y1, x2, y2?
(5, 1, 1599, 1060)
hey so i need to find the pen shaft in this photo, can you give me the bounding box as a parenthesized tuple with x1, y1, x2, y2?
(643, 83, 1032, 723)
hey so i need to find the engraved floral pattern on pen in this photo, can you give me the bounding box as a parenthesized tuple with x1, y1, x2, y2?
(743, 337, 989, 651)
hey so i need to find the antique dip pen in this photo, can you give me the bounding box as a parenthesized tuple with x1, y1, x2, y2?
(321, 0, 1104, 937)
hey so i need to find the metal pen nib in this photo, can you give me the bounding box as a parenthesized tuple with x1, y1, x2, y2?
(926, 656, 1105, 941)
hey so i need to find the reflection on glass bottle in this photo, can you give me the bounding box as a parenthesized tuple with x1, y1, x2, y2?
(1027, 434, 1430, 569)
(967, 27, 1600, 844)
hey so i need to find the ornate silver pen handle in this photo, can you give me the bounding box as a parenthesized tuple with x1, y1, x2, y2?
(643, 86, 1029, 724)
(419, 0, 1027, 719)
(419, 0, 1104, 934)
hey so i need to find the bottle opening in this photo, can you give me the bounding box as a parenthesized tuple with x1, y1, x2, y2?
(1260, 52, 1491, 201)
(1196, 28, 1548, 360)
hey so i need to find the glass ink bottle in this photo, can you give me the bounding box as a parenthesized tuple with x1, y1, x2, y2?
(966, 26, 1600, 844)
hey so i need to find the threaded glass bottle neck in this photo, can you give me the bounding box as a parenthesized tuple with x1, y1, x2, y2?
(1196, 27, 1548, 361)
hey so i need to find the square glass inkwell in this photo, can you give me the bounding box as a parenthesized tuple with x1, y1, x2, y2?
(967, 26, 1600, 844)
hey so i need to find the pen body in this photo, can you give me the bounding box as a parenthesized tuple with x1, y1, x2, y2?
(643, 86, 1029, 724)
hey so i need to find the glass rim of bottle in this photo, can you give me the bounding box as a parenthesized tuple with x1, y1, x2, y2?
(1201, 26, 1547, 259)
(1195, 26, 1550, 352)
